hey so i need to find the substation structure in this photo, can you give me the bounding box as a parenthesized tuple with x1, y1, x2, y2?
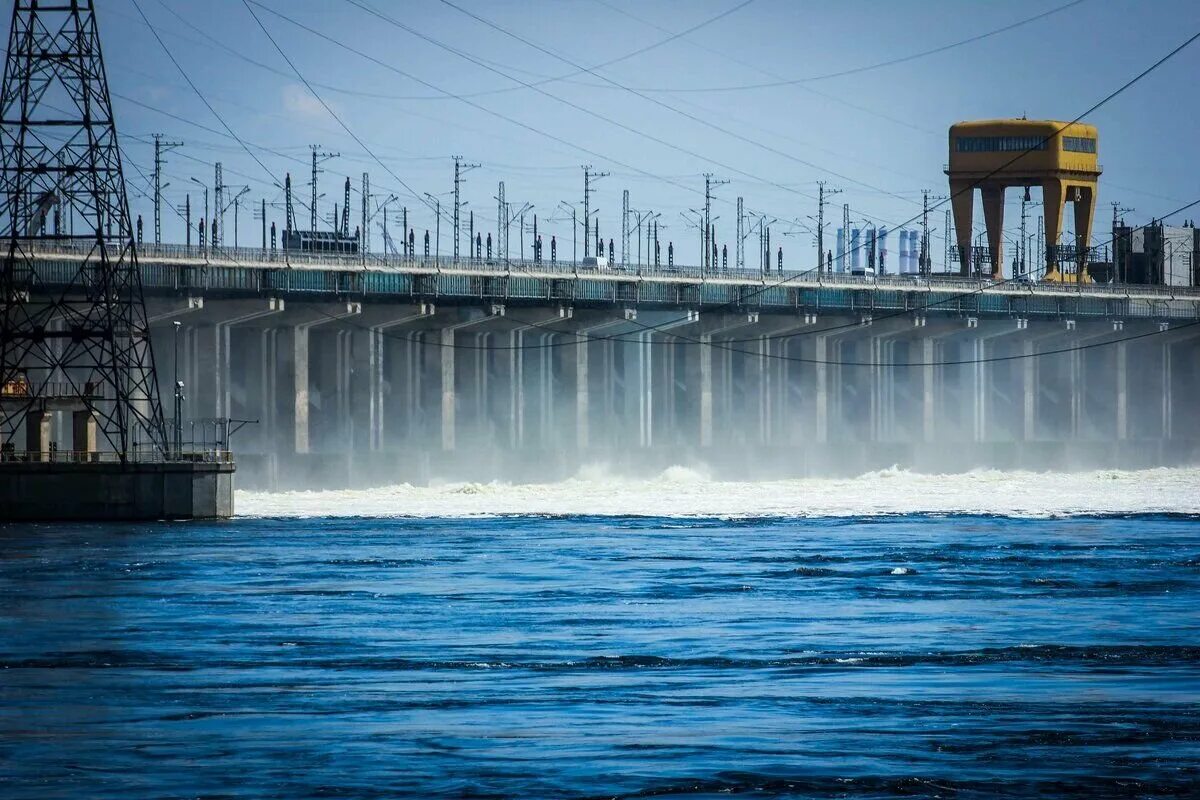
(23, 242, 1200, 489)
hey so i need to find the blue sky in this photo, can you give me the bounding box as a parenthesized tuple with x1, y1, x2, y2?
(77, 0, 1200, 267)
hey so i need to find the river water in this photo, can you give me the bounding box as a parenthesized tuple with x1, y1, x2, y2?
(1, 468, 1198, 798)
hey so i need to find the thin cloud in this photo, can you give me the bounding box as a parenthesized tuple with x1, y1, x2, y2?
(282, 83, 330, 120)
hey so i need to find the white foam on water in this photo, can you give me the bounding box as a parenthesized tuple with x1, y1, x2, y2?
(235, 465, 1200, 519)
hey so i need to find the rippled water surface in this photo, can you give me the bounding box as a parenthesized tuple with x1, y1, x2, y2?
(2, 513, 1198, 798)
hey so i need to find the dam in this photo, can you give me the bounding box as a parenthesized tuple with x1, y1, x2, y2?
(17, 240, 1196, 490)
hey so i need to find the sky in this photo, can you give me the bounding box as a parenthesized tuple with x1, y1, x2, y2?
(54, 0, 1200, 269)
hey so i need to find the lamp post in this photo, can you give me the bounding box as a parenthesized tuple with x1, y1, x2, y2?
(172, 320, 184, 457)
(557, 201, 579, 267)
(189, 177, 207, 250)
(424, 192, 444, 260)
(229, 186, 249, 248)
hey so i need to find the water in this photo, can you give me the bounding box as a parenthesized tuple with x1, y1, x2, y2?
(2, 470, 1199, 798)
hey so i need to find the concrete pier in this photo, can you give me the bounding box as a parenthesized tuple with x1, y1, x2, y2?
(0, 460, 235, 520)
(130, 291, 1200, 489)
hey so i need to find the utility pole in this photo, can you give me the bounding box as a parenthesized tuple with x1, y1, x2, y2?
(621, 189, 630, 268)
(341, 177, 351, 238)
(1111, 201, 1133, 283)
(1036, 214, 1044, 277)
(736, 196, 745, 270)
(816, 181, 841, 273)
(231, 187, 248, 248)
(918, 192, 948, 275)
(495, 181, 506, 262)
(152, 134, 182, 245)
(184, 194, 191, 248)
(283, 173, 294, 233)
(310, 145, 338, 232)
(582, 165, 608, 258)
(841, 203, 850, 272)
(944, 209, 952, 273)
(213, 162, 223, 247)
(921, 190, 931, 276)
(431, 197, 441, 258)
(361, 173, 370, 257)
(452, 156, 479, 261)
(703, 173, 728, 274)
(1020, 192, 1029, 278)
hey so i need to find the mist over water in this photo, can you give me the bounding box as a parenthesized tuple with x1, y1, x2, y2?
(239, 465, 1200, 518)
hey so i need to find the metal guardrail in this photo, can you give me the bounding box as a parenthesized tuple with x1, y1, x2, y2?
(23, 238, 1200, 299)
(16, 240, 1200, 323)
(0, 448, 233, 464)
(0, 380, 104, 400)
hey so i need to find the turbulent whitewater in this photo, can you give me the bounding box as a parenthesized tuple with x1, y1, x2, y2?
(238, 465, 1200, 518)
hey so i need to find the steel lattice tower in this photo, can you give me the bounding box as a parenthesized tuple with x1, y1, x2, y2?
(0, 0, 167, 459)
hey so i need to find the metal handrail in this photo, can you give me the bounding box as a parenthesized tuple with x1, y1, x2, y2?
(18, 238, 1200, 302)
(0, 448, 233, 464)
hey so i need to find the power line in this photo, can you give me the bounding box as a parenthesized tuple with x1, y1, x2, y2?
(582, 0, 1089, 94)
(133, 0, 755, 105)
(138, 0, 1200, 362)
(239, 0, 817, 230)
(359, 0, 909, 216)
(128, 0, 282, 191)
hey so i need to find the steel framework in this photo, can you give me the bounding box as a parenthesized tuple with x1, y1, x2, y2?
(0, 0, 167, 458)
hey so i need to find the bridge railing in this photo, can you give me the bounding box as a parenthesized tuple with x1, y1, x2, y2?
(17, 239, 1200, 303)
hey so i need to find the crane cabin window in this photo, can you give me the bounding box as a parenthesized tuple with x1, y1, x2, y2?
(955, 136, 1048, 153)
(1062, 136, 1097, 153)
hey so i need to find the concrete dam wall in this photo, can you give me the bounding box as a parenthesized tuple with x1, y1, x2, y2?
(147, 296, 1200, 490)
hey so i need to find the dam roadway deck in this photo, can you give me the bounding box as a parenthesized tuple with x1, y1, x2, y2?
(23, 240, 1200, 322)
(15, 241, 1200, 488)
